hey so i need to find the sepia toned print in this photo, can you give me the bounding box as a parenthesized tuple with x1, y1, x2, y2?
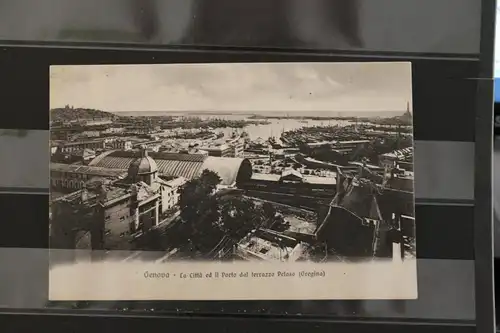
(48, 62, 416, 301)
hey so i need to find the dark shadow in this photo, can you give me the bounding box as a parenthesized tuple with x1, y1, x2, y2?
(328, 0, 362, 47)
(188, 0, 362, 48)
(131, 0, 159, 41)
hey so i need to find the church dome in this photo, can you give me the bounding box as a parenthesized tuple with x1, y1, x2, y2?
(128, 150, 158, 179)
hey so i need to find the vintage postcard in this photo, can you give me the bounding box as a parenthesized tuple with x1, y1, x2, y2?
(49, 62, 416, 301)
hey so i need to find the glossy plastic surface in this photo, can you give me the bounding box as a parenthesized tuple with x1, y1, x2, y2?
(0, 0, 482, 54)
(0, 47, 487, 322)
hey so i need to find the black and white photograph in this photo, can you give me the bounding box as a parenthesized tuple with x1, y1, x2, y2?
(49, 62, 416, 301)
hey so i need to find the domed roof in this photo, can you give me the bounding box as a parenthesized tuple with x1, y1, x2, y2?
(127, 150, 158, 178)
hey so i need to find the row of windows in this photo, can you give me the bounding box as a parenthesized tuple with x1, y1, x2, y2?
(52, 171, 91, 180)
(52, 178, 86, 190)
(59, 143, 103, 152)
(110, 143, 129, 148)
(105, 214, 129, 222)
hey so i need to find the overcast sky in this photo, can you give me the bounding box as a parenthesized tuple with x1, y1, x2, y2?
(50, 62, 412, 113)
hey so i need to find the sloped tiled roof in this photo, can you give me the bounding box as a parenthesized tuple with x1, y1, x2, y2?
(51, 163, 126, 178)
(89, 150, 250, 185)
(281, 168, 303, 180)
(156, 158, 205, 180)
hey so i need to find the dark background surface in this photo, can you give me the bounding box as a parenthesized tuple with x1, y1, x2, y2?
(0, 0, 482, 54)
(0, 44, 488, 332)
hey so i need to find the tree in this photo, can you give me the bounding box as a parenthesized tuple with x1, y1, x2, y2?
(262, 202, 277, 220)
(200, 169, 223, 190)
(178, 169, 222, 250)
(136, 228, 165, 251)
(219, 197, 263, 240)
(179, 169, 221, 222)
(261, 202, 277, 228)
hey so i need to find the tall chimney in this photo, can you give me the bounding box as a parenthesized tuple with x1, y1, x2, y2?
(140, 145, 148, 157)
(81, 188, 88, 202)
(98, 184, 107, 204)
(336, 171, 341, 195)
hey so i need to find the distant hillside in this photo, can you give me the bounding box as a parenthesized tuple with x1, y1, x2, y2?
(51, 106, 115, 122)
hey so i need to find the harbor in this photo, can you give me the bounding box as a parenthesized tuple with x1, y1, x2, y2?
(50, 104, 415, 263)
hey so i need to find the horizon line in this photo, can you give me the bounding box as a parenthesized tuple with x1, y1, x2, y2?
(50, 108, 409, 113)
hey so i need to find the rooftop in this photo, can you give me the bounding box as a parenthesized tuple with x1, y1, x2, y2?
(381, 147, 413, 160)
(239, 236, 290, 260)
(89, 150, 251, 185)
(237, 228, 306, 262)
(51, 163, 127, 178)
(133, 181, 159, 202)
(284, 215, 317, 234)
(281, 168, 303, 179)
(251, 173, 281, 182)
(128, 150, 158, 177)
(306, 141, 335, 147)
(60, 140, 104, 147)
(250, 172, 336, 185)
(337, 140, 371, 145)
(201, 144, 231, 151)
(165, 176, 187, 188)
(55, 184, 130, 207)
(303, 175, 336, 185)
(70, 148, 96, 157)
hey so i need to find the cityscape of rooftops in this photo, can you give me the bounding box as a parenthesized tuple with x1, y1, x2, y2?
(49, 63, 415, 274)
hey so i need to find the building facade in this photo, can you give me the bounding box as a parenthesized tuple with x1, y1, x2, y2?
(50, 163, 127, 191)
(109, 139, 133, 151)
(162, 177, 187, 211)
(103, 127, 126, 135)
(51, 151, 187, 251)
(379, 147, 413, 168)
(226, 137, 245, 157)
(202, 144, 233, 157)
(81, 130, 100, 138)
(58, 140, 105, 153)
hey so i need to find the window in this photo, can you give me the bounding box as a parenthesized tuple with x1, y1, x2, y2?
(105, 216, 110, 221)
(120, 216, 125, 221)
